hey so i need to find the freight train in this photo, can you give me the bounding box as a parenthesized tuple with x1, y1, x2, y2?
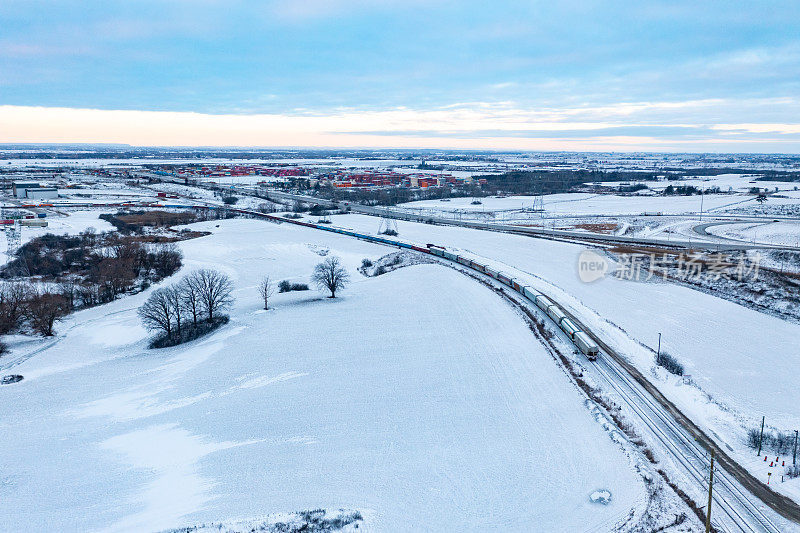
(216, 205, 601, 361)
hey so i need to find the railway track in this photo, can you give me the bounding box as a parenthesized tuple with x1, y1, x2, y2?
(559, 308, 795, 532)
(592, 355, 778, 533)
(458, 266, 784, 532)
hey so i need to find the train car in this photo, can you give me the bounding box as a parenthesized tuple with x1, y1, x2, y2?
(442, 250, 458, 261)
(574, 332, 599, 360)
(535, 294, 553, 312)
(521, 286, 537, 301)
(485, 267, 499, 279)
(547, 304, 567, 325)
(470, 261, 486, 273)
(497, 272, 513, 286)
(0, 219, 14, 225)
(457, 256, 471, 267)
(428, 246, 445, 257)
(20, 219, 47, 227)
(410, 245, 428, 253)
(559, 318, 580, 340)
(511, 279, 522, 292)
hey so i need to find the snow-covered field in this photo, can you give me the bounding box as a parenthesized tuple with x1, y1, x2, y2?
(401, 193, 751, 217)
(594, 173, 800, 194)
(705, 221, 800, 247)
(0, 218, 647, 532)
(330, 213, 800, 497)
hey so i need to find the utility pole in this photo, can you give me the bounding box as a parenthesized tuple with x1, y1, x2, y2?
(757, 416, 765, 457)
(706, 450, 715, 533)
(699, 189, 705, 222)
(793, 430, 798, 466)
(657, 332, 662, 358)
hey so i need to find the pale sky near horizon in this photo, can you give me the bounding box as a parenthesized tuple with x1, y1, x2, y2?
(1, 1, 800, 152)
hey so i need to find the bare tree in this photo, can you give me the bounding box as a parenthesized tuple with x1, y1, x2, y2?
(92, 257, 135, 301)
(191, 269, 234, 321)
(151, 243, 183, 279)
(179, 275, 201, 326)
(165, 285, 184, 337)
(58, 279, 78, 309)
(259, 276, 275, 310)
(76, 283, 100, 308)
(0, 282, 32, 334)
(25, 290, 72, 336)
(138, 287, 176, 339)
(312, 256, 350, 298)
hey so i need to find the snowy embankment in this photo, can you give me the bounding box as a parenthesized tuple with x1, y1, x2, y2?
(332, 213, 800, 502)
(0, 218, 646, 532)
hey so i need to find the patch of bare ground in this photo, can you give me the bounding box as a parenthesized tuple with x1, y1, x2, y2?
(572, 222, 619, 234)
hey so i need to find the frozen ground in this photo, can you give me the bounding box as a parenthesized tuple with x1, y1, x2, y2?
(330, 213, 800, 500)
(0, 218, 647, 532)
(401, 193, 750, 217)
(594, 173, 800, 194)
(705, 221, 800, 247)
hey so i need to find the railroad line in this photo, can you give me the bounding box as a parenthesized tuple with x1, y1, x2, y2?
(560, 307, 798, 530)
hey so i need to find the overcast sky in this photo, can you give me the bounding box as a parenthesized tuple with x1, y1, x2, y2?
(1, 0, 799, 151)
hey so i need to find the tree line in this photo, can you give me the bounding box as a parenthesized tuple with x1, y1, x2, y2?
(0, 282, 73, 344)
(0, 231, 183, 347)
(3, 230, 182, 304)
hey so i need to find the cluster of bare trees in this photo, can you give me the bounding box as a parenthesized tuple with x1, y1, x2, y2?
(3, 230, 183, 307)
(0, 281, 72, 339)
(138, 269, 234, 347)
(255, 257, 350, 313)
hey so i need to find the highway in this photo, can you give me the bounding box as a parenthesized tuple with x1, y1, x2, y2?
(258, 189, 800, 252)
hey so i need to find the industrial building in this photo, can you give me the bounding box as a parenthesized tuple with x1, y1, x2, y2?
(12, 182, 59, 199)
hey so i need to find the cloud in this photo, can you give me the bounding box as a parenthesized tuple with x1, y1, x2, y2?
(2, 101, 799, 152)
(266, 0, 444, 22)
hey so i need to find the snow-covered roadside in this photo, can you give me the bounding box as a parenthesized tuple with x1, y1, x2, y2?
(330, 213, 800, 504)
(0, 218, 648, 532)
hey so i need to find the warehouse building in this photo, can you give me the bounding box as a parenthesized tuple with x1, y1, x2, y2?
(11, 182, 59, 199)
(25, 187, 59, 200)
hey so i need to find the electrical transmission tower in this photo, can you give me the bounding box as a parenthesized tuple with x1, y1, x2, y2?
(378, 216, 398, 235)
(5, 224, 20, 263)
